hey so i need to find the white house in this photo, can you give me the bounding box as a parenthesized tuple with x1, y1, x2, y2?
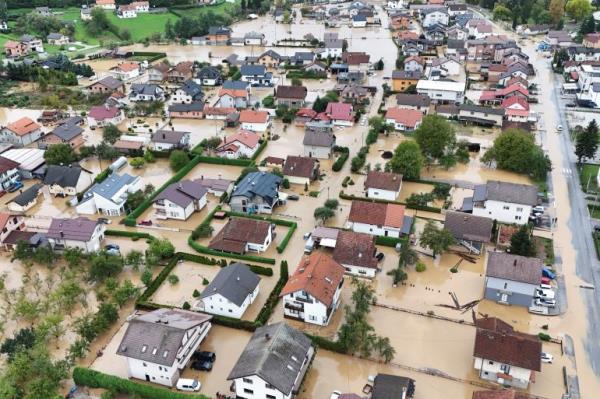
(470, 181, 538, 225)
(430, 57, 462, 77)
(129, 84, 165, 102)
(384, 107, 423, 131)
(196, 263, 260, 319)
(110, 62, 141, 80)
(76, 173, 142, 216)
(153, 180, 208, 220)
(281, 253, 345, 326)
(116, 308, 212, 387)
(474, 317, 542, 389)
(352, 14, 367, 27)
(95, 0, 116, 10)
(46, 217, 105, 253)
(458, 104, 505, 127)
(348, 200, 409, 238)
(0, 117, 43, 147)
(8, 184, 42, 213)
(131, 1, 150, 12)
(364, 171, 402, 201)
(43, 164, 94, 197)
(117, 5, 137, 18)
(216, 88, 249, 109)
(215, 130, 260, 159)
(303, 131, 335, 159)
(227, 323, 314, 399)
(239, 110, 270, 132)
(404, 56, 425, 73)
(422, 8, 449, 28)
(416, 79, 465, 104)
(332, 230, 380, 278)
(171, 80, 203, 104)
(209, 217, 273, 254)
(150, 130, 190, 152)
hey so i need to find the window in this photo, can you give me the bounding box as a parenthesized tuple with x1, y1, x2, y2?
(159, 366, 162, 371)
(267, 395, 276, 399)
(243, 389, 254, 394)
(500, 364, 511, 373)
(503, 205, 510, 210)
(228, 309, 232, 313)
(309, 315, 317, 321)
(143, 362, 147, 367)
(242, 378, 253, 384)
(515, 216, 521, 220)
(516, 207, 523, 212)
(488, 361, 494, 365)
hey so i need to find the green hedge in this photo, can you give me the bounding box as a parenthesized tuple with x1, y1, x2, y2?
(225, 211, 297, 227)
(105, 230, 155, 241)
(286, 70, 327, 79)
(306, 334, 346, 354)
(178, 252, 219, 265)
(95, 167, 112, 184)
(72, 367, 208, 399)
(255, 261, 288, 326)
(276, 222, 296, 253)
(339, 190, 442, 213)
(124, 154, 202, 225)
(332, 146, 350, 172)
(194, 155, 254, 167)
(130, 51, 167, 63)
(188, 238, 276, 264)
(210, 314, 258, 332)
(137, 256, 179, 306)
(248, 264, 274, 276)
(375, 236, 405, 247)
(251, 140, 268, 161)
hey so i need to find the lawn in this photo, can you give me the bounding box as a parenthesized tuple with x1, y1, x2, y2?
(172, 0, 239, 18)
(580, 163, 599, 193)
(106, 12, 179, 42)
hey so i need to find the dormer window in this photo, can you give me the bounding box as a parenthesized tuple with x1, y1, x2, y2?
(163, 350, 169, 358)
(152, 347, 157, 355)
(141, 345, 147, 353)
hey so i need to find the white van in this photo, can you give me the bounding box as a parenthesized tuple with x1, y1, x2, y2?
(176, 378, 201, 392)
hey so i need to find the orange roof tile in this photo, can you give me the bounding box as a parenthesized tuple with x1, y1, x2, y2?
(384, 107, 423, 128)
(218, 88, 248, 98)
(6, 117, 41, 136)
(239, 110, 269, 124)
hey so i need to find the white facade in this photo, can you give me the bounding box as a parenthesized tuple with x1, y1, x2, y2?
(232, 374, 291, 399)
(87, 112, 124, 128)
(404, 59, 423, 73)
(199, 286, 259, 319)
(171, 88, 197, 104)
(340, 262, 377, 278)
(76, 177, 142, 216)
(387, 0, 404, 10)
(0, 167, 20, 190)
(111, 67, 140, 80)
(0, 127, 43, 147)
(283, 287, 342, 326)
(352, 18, 367, 28)
(48, 173, 93, 197)
(48, 223, 105, 253)
(351, 221, 401, 238)
(247, 228, 272, 252)
(435, 59, 462, 76)
(417, 79, 465, 104)
(118, 9, 137, 18)
(472, 200, 532, 225)
(240, 120, 270, 132)
(422, 10, 449, 27)
(385, 117, 421, 131)
(366, 187, 399, 201)
(303, 144, 332, 159)
(125, 322, 212, 387)
(474, 357, 533, 389)
(154, 194, 207, 220)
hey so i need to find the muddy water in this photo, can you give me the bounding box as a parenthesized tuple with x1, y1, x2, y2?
(0, 107, 42, 125)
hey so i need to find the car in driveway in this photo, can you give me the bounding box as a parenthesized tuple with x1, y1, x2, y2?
(7, 181, 23, 192)
(535, 288, 555, 299)
(139, 219, 153, 226)
(330, 391, 341, 399)
(98, 218, 112, 224)
(190, 360, 213, 371)
(541, 352, 554, 363)
(376, 252, 384, 262)
(535, 298, 556, 308)
(193, 351, 216, 363)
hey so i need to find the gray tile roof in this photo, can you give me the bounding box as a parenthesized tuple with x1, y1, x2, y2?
(486, 252, 543, 285)
(178, 80, 203, 99)
(223, 80, 249, 90)
(43, 164, 87, 188)
(46, 217, 99, 241)
(116, 308, 212, 367)
(395, 93, 430, 107)
(130, 83, 162, 96)
(201, 263, 260, 306)
(227, 322, 313, 394)
(10, 183, 41, 206)
(232, 172, 281, 204)
(197, 66, 221, 80)
(168, 102, 205, 112)
(84, 173, 137, 201)
(444, 211, 492, 243)
(372, 374, 416, 399)
(94, 76, 124, 90)
(241, 64, 267, 76)
(51, 122, 84, 141)
(155, 180, 208, 208)
(303, 131, 335, 147)
(459, 104, 505, 116)
(151, 130, 189, 144)
(474, 181, 538, 206)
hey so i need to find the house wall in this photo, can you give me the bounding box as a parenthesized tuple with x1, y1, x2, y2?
(230, 194, 276, 214)
(458, 110, 503, 126)
(200, 285, 259, 319)
(303, 145, 331, 159)
(247, 228, 272, 252)
(341, 262, 377, 278)
(0, 167, 20, 190)
(0, 215, 25, 243)
(366, 187, 399, 201)
(218, 142, 257, 159)
(0, 128, 43, 147)
(392, 78, 417, 92)
(485, 276, 536, 307)
(169, 110, 204, 119)
(423, 12, 448, 27)
(152, 142, 176, 151)
(351, 221, 400, 238)
(417, 87, 464, 104)
(49, 224, 105, 253)
(8, 198, 36, 213)
(474, 357, 532, 389)
(283, 285, 341, 326)
(240, 121, 270, 132)
(472, 200, 532, 225)
(233, 375, 290, 399)
(286, 175, 310, 186)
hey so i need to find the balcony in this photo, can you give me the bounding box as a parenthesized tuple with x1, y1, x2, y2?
(284, 301, 304, 311)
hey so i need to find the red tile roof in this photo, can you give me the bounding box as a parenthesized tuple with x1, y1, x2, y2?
(364, 171, 402, 192)
(217, 130, 260, 151)
(325, 102, 353, 121)
(348, 201, 405, 229)
(218, 88, 248, 99)
(384, 107, 423, 128)
(239, 110, 269, 124)
(88, 105, 121, 121)
(280, 252, 345, 306)
(6, 117, 40, 136)
(296, 108, 317, 118)
(209, 217, 271, 254)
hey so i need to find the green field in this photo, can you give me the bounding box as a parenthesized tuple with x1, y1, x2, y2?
(580, 163, 600, 193)
(172, 1, 238, 18)
(106, 12, 179, 41)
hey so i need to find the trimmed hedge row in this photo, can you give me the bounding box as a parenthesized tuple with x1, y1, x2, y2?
(194, 155, 254, 167)
(339, 190, 442, 213)
(277, 222, 296, 254)
(130, 51, 167, 63)
(225, 211, 297, 227)
(188, 238, 276, 264)
(95, 167, 112, 184)
(332, 146, 350, 172)
(210, 314, 258, 332)
(105, 230, 155, 241)
(375, 236, 406, 247)
(255, 260, 288, 326)
(306, 334, 346, 354)
(124, 154, 202, 226)
(137, 256, 179, 306)
(72, 367, 208, 399)
(251, 140, 268, 161)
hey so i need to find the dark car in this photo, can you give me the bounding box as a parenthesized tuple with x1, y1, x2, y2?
(139, 219, 153, 226)
(7, 181, 23, 192)
(105, 244, 120, 251)
(288, 194, 300, 201)
(190, 360, 212, 371)
(376, 252, 384, 262)
(193, 351, 216, 363)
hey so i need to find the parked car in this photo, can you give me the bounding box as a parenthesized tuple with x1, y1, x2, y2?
(7, 181, 23, 192)
(303, 232, 312, 240)
(539, 283, 553, 290)
(193, 351, 216, 363)
(190, 360, 213, 371)
(542, 267, 556, 280)
(98, 218, 112, 224)
(541, 277, 552, 285)
(556, 124, 563, 131)
(535, 298, 556, 308)
(176, 378, 201, 392)
(139, 220, 153, 226)
(105, 244, 120, 251)
(330, 391, 342, 399)
(288, 194, 300, 201)
(532, 206, 545, 213)
(376, 252, 384, 262)
(541, 352, 554, 363)
(535, 288, 555, 299)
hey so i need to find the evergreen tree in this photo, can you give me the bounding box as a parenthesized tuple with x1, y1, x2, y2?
(575, 119, 599, 164)
(509, 225, 536, 257)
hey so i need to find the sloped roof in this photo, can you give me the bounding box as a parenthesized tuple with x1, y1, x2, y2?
(155, 180, 208, 208)
(5, 117, 40, 136)
(201, 263, 260, 306)
(276, 85, 308, 100)
(473, 180, 537, 206)
(303, 131, 335, 147)
(240, 110, 269, 124)
(209, 217, 271, 254)
(46, 217, 99, 241)
(348, 201, 405, 229)
(43, 164, 88, 188)
(384, 107, 423, 127)
(91, 76, 124, 90)
(364, 171, 402, 192)
(232, 172, 281, 204)
(333, 230, 378, 270)
(151, 130, 189, 144)
(486, 252, 543, 285)
(0, 156, 19, 174)
(281, 252, 345, 306)
(227, 322, 313, 394)
(10, 183, 41, 206)
(51, 122, 84, 141)
(283, 155, 317, 179)
(444, 211, 492, 242)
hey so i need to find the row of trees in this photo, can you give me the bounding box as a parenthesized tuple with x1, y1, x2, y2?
(5, 63, 79, 86)
(13, 10, 74, 37)
(480, 0, 593, 26)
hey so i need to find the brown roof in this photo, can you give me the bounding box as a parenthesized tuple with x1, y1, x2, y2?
(475, 317, 514, 334)
(209, 217, 271, 254)
(444, 211, 492, 243)
(342, 52, 370, 65)
(280, 252, 345, 306)
(275, 85, 308, 100)
(333, 230, 378, 269)
(474, 317, 542, 372)
(5, 117, 40, 136)
(364, 171, 402, 192)
(486, 252, 543, 285)
(114, 140, 143, 150)
(282, 156, 317, 179)
(348, 201, 405, 229)
(0, 156, 19, 174)
(472, 390, 529, 399)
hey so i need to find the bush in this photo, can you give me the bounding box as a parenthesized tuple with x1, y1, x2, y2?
(415, 262, 426, 272)
(276, 222, 297, 254)
(95, 168, 113, 184)
(192, 289, 201, 297)
(182, 301, 191, 310)
(538, 333, 551, 341)
(255, 261, 288, 325)
(375, 236, 404, 247)
(309, 191, 319, 197)
(72, 367, 208, 399)
(169, 150, 189, 172)
(332, 146, 350, 172)
(202, 278, 209, 285)
(450, 267, 458, 273)
(167, 274, 179, 285)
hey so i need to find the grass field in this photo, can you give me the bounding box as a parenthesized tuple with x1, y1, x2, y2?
(172, 1, 239, 18)
(106, 12, 179, 42)
(580, 163, 599, 193)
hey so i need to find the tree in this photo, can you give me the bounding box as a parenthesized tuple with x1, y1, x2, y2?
(314, 207, 335, 223)
(374, 58, 384, 71)
(414, 115, 456, 161)
(165, 19, 176, 40)
(44, 143, 77, 165)
(148, 238, 175, 261)
(64, 247, 85, 268)
(144, 150, 156, 163)
(509, 225, 536, 257)
(406, 193, 433, 208)
(324, 199, 339, 209)
(112, 280, 139, 307)
(579, 15, 597, 36)
(482, 129, 552, 180)
(388, 140, 424, 179)
(549, 0, 566, 24)
(566, 0, 592, 21)
(169, 149, 189, 172)
(129, 157, 145, 169)
(0, 328, 36, 362)
(102, 124, 121, 144)
(125, 250, 143, 271)
(262, 95, 275, 108)
(88, 252, 124, 282)
(141, 268, 153, 287)
(125, 190, 145, 211)
(575, 119, 599, 164)
(419, 220, 455, 257)
(492, 4, 512, 21)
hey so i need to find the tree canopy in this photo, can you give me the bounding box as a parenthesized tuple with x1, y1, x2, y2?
(43, 144, 77, 166)
(419, 220, 455, 257)
(414, 115, 456, 161)
(575, 119, 599, 164)
(169, 150, 189, 172)
(387, 140, 424, 179)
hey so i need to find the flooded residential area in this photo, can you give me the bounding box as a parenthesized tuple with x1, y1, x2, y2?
(3, 1, 600, 399)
